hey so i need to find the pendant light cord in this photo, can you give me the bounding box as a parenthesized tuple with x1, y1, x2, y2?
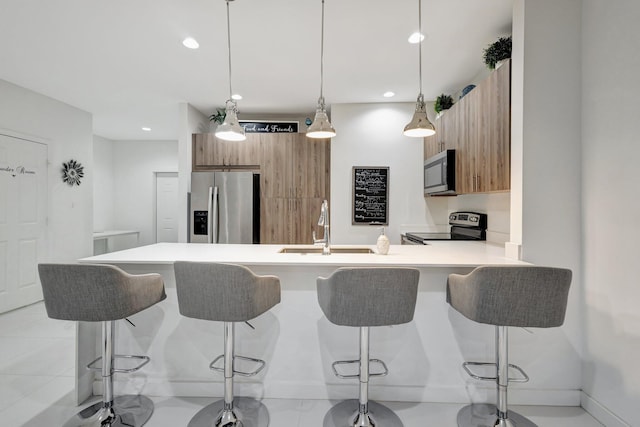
(319, 0, 326, 105)
(418, 0, 423, 97)
(226, 0, 233, 100)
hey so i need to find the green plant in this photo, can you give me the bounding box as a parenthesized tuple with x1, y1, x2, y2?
(434, 94, 454, 114)
(483, 36, 512, 69)
(209, 107, 226, 124)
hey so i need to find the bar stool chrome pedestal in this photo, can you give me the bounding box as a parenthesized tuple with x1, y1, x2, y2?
(174, 262, 281, 427)
(38, 263, 166, 427)
(317, 267, 420, 427)
(447, 266, 572, 427)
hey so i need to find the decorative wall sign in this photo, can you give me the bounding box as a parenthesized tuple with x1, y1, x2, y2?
(61, 159, 84, 186)
(0, 165, 36, 178)
(352, 166, 389, 225)
(239, 121, 299, 133)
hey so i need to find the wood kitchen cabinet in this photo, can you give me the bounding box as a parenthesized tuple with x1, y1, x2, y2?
(424, 59, 510, 194)
(260, 133, 330, 244)
(423, 117, 447, 159)
(193, 133, 261, 169)
(260, 133, 330, 198)
(260, 197, 325, 244)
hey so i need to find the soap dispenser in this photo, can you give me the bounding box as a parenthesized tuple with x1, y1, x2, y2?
(376, 227, 390, 255)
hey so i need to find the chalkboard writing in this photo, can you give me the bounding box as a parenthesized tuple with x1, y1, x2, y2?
(352, 167, 389, 225)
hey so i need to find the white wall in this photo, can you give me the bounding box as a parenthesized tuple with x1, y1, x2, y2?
(444, 193, 511, 244)
(92, 135, 115, 232)
(178, 103, 208, 242)
(581, 1, 640, 425)
(507, 0, 584, 410)
(111, 140, 178, 246)
(330, 103, 439, 245)
(0, 79, 93, 262)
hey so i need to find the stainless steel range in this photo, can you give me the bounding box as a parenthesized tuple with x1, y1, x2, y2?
(402, 212, 488, 245)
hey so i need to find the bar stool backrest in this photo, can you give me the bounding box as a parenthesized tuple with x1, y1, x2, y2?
(38, 263, 166, 322)
(317, 267, 420, 327)
(447, 265, 572, 328)
(174, 261, 281, 322)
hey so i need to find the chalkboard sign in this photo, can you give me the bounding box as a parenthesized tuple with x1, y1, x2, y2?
(352, 167, 389, 225)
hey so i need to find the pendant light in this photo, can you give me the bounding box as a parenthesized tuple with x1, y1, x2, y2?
(215, 0, 246, 142)
(403, 0, 435, 138)
(307, 0, 336, 139)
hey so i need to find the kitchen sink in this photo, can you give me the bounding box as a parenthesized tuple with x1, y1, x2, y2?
(278, 247, 374, 254)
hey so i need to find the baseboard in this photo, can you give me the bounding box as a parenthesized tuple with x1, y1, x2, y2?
(581, 391, 630, 427)
(97, 378, 581, 406)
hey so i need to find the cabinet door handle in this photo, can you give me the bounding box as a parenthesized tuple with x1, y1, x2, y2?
(476, 175, 480, 191)
(473, 175, 477, 192)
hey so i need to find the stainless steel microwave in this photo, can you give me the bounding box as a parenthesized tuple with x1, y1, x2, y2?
(424, 149, 456, 195)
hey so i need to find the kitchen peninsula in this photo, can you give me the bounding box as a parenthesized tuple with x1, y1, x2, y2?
(76, 243, 577, 408)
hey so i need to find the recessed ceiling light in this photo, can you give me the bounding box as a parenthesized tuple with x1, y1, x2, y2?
(408, 32, 425, 44)
(231, 94, 242, 100)
(142, 127, 151, 132)
(182, 37, 199, 49)
(383, 91, 395, 98)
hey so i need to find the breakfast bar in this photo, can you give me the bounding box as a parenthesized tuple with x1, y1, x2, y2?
(76, 243, 579, 409)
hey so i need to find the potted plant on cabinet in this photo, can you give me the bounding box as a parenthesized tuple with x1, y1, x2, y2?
(435, 94, 454, 119)
(209, 107, 226, 132)
(483, 36, 512, 69)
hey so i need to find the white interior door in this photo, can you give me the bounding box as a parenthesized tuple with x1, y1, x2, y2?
(0, 134, 48, 313)
(155, 172, 179, 243)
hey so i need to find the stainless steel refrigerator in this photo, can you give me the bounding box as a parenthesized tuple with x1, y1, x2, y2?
(189, 171, 260, 244)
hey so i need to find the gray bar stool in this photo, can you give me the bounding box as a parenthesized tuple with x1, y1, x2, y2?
(38, 263, 166, 427)
(174, 261, 281, 427)
(447, 266, 572, 427)
(317, 267, 420, 427)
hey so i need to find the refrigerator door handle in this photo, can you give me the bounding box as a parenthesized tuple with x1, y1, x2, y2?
(207, 186, 213, 243)
(210, 186, 219, 244)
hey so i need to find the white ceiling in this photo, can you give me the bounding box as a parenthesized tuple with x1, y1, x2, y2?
(0, 0, 513, 141)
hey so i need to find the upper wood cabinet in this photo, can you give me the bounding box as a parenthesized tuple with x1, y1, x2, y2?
(423, 59, 511, 194)
(193, 133, 261, 169)
(260, 133, 330, 199)
(423, 117, 446, 159)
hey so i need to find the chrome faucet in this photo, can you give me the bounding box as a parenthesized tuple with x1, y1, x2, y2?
(312, 199, 330, 255)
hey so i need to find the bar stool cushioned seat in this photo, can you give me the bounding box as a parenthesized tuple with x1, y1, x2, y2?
(38, 263, 166, 427)
(317, 267, 420, 427)
(447, 265, 571, 427)
(174, 261, 281, 427)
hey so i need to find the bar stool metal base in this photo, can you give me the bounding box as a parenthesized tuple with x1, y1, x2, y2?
(457, 403, 537, 427)
(323, 399, 403, 427)
(187, 396, 269, 427)
(62, 395, 154, 427)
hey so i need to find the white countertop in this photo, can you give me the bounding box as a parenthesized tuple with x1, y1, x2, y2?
(92, 230, 140, 239)
(79, 242, 528, 267)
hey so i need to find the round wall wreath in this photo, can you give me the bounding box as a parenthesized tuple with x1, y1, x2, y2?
(62, 159, 84, 186)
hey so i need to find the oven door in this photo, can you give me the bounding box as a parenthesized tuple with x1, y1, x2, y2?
(424, 149, 456, 195)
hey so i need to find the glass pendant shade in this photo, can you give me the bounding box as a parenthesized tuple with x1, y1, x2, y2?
(403, 94, 435, 137)
(215, 100, 246, 141)
(307, 97, 336, 139)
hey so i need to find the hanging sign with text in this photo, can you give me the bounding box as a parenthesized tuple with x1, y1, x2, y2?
(239, 121, 299, 133)
(352, 166, 389, 225)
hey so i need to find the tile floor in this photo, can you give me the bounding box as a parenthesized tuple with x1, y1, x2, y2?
(0, 302, 604, 427)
